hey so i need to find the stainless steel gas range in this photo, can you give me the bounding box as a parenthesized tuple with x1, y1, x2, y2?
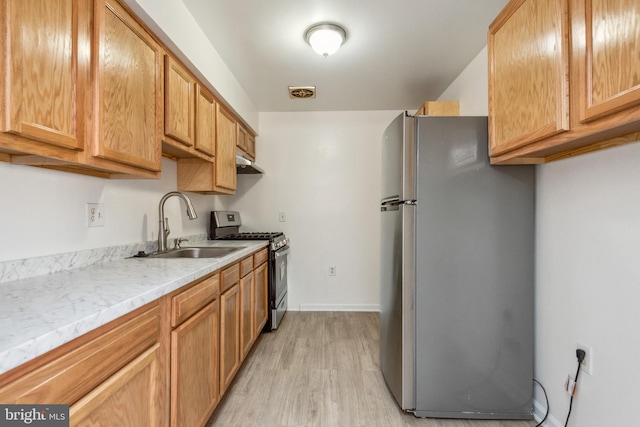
(210, 211, 289, 331)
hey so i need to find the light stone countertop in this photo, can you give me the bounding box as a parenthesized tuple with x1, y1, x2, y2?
(0, 240, 268, 376)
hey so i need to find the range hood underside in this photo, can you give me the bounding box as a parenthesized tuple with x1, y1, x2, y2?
(236, 154, 264, 174)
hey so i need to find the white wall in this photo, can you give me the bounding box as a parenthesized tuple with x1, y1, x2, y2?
(438, 46, 489, 116)
(536, 144, 640, 427)
(440, 46, 640, 426)
(0, 159, 222, 262)
(0, 109, 396, 310)
(228, 111, 400, 311)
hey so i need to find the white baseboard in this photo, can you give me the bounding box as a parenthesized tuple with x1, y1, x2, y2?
(297, 304, 379, 312)
(533, 398, 563, 427)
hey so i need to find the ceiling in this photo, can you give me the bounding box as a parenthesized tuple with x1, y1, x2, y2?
(181, 0, 509, 113)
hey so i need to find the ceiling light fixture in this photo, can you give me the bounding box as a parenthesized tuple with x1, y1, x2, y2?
(305, 23, 347, 57)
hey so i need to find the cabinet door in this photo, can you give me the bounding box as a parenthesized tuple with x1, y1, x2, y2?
(236, 124, 248, 151)
(215, 104, 237, 193)
(165, 56, 195, 147)
(219, 283, 240, 394)
(1, 0, 87, 150)
(239, 272, 255, 360)
(171, 301, 219, 427)
(94, 0, 162, 172)
(195, 85, 216, 156)
(488, 0, 569, 156)
(254, 262, 268, 335)
(70, 344, 161, 427)
(246, 133, 256, 160)
(576, 0, 640, 122)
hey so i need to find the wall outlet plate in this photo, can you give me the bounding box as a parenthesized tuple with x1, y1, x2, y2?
(577, 342, 593, 376)
(87, 203, 105, 227)
(565, 375, 576, 396)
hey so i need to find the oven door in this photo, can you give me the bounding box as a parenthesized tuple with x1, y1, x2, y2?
(271, 246, 289, 329)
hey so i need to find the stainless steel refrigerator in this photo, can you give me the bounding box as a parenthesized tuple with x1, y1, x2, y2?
(379, 112, 534, 419)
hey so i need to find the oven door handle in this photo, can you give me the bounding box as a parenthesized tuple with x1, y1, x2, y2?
(274, 247, 290, 258)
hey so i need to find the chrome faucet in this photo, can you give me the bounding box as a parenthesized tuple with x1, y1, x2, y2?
(158, 191, 198, 252)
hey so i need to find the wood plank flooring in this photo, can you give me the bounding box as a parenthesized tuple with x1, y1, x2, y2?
(207, 311, 536, 427)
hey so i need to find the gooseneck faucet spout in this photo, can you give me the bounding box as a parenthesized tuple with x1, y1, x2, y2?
(158, 191, 198, 252)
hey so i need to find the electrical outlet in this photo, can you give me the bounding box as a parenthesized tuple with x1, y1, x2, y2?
(329, 266, 336, 276)
(577, 342, 593, 376)
(279, 212, 286, 222)
(87, 203, 105, 227)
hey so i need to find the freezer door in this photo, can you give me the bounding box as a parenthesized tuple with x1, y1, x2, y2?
(413, 116, 534, 419)
(381, 112, 415, 202)
(380, 201, 415, 411)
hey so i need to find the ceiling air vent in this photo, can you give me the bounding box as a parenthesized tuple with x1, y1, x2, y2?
(288, 86, 316, 99)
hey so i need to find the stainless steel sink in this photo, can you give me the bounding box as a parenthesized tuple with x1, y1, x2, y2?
(146, 246, 244, 259)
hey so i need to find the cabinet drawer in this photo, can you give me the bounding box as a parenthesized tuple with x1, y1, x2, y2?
(221, 263, 240, 292)
(0, 305, 160, 405)
(254, 248, 268, 267)
(240, 256, 253, 278)
(171, 273, 220, 327)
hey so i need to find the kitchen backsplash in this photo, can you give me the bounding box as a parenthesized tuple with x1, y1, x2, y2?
(0, 233, 208, 285)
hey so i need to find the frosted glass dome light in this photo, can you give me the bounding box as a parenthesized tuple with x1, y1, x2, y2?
(305, 24, 347, 57)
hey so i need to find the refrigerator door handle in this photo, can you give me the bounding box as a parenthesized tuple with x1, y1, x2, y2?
(381, 197, 417, 211)
(381, 196, 401, 206)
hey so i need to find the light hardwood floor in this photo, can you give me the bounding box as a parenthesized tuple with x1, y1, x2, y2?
(207, 311, 537, 427)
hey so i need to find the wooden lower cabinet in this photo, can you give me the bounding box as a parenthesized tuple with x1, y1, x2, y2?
(170, 301, 219, 427)
(219, 283, 240, 395)
(240, 271, 255, 359)
(0, 248, 269, 427)
(254, 262, 268, 335)
(70, 344, 162, 427)
(0, 303, 165, 426)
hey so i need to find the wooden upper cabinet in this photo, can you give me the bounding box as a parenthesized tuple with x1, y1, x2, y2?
(489, 0, 640, 164)
(195, 84, 216, 156)
(0, 0, 163, 178)
(176, 96, 236, 192)
(236, 123, 257, 160)
(0, 0, 91, 164)
(0, 0, 86, 151)
(236, 124, 248, 152)
(576, 0, 640, 123)
(165, 56, 195, 148)
(1, 0, 254, 179)
(162, 55, 218, 162)
(93, 0, 162, 172)
(215, 104, 237, 193)
(246, 133, 256, 159)
(488, 0, 569, 157)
